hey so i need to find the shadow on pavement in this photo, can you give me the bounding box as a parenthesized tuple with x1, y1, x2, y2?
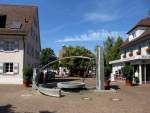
(110, 85, 120, 90)
(0, 104, 15, 113)
(39, 111, 56, 113)
(47, 78, 80, 83)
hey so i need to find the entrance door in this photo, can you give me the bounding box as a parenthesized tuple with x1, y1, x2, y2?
(146, 64, 150, 83)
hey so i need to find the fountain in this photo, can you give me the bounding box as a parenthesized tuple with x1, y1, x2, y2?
(32, 46, 109, 97)
(32, 56, 93, 97)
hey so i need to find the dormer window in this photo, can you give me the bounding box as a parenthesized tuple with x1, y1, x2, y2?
(148, 41, 150, 47)
(132, 32, 136, 38)
(0, 15, 6, 28)
(10, 21, 22, 29)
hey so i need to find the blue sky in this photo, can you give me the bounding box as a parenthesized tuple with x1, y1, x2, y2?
(0, 0, 150, 55)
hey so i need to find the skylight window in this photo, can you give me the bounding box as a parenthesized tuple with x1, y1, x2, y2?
(10, 21, 22, 29)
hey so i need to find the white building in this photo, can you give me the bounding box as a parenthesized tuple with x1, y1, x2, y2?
(0, 4, 41, 84)
(110, 11, 150, 85)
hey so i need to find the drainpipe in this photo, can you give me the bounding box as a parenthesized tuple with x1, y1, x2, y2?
(22, 36, 25, 70)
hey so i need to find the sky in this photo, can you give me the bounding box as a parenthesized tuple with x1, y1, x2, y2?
(0, 0, 150, 55)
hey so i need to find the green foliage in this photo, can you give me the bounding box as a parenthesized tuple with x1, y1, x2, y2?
(59, 46, 95, 76)
(40, 48, 57, 66)
(104, 37, 123, 65)
(134, 77, 139, 83)
(23, 66, 33, 82)
(103, 36, 123, 77)
(104, 65, 112, 78)
(121, 64, 133, 81)
(104, 36, 113, 55)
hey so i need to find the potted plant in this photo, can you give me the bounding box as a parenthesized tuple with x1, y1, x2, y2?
(23, 66, 33, 87)
(123, 54, 126, 58)
(104, 65, 111, 90)
(146, 47, 150, 53)
(129, 52, 133, 57)
(136, 50, 141, 55)
(134, 77, 139, 84)
(121, 64, 133, 86)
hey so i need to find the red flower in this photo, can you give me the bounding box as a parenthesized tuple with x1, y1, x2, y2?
(146, 47, 150, 53)
(129, 52, 133, 57)
(136, 51, 141, 55)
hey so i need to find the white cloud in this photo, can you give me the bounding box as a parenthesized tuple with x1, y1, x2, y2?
(56, 30, 127, 43)
(84, 13, 117, 22)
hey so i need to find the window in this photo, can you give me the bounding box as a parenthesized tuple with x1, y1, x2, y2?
(4, 63, 13, 73)
(132, 32, 136, 38)
(138, 46, 141, 51)
(10, 21, 22, 29)
(0, 41, 4, 51)
(3, 41, 19, 51)
(148, 41, 150, 47)
(0, 15, 6, 28)
(5, 41, 14, 51)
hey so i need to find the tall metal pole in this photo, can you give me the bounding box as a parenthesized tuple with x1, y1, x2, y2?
(96, 46, 104, 90)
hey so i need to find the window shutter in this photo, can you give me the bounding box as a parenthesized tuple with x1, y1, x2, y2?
(14, 41, 19, 51)
(0, 63, 3, 74)
(13, 63, 19, 74)
(0, 41, 4, 51)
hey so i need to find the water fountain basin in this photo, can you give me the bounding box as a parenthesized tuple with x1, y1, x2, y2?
(57, 82, 85, 89)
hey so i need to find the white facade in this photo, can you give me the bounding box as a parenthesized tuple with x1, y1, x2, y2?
(128, 27, 145, 41)
(0, 5, 41, 84)
(0, 36, 24, 84)
(110, 19, 150, 84)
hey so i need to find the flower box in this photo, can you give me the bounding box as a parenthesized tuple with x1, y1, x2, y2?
(129, 52, 133, 57)
(146, 47, 150, 53)
(123, 54, 126, 58)
(136, 51, 141, 55)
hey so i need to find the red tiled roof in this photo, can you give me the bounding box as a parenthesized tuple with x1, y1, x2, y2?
(0, 4, 37, 36)
(127, 17, 150, 34)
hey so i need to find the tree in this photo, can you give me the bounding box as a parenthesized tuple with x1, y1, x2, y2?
(104, 36, 113, 55)
(40, 48, 57, 66)
(59, 46, 95, 76)
(103, 36, 123, 78)
(109, 37, 123, 60)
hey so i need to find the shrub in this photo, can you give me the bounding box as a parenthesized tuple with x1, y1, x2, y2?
(104, 65, 112, 79)
(23, 65, 33, 82)
(121, 64, 133, 81)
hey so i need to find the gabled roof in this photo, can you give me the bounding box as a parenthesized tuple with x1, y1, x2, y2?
(127, 17, 150, 34)
(0, 4, 38, 36)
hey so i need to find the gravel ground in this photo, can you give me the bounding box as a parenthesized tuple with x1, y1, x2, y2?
(0, 78, 150, 113)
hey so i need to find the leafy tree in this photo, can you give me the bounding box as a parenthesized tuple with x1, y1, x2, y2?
(40, 48, 57, 66)
(59, 46, 95, 76)
(104, 36, 113, 55)
(109, 37, 123, 60)
(103, 36, 123, 78)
